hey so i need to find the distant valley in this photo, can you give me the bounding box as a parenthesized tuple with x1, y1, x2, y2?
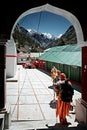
(12, 24, 77, 53)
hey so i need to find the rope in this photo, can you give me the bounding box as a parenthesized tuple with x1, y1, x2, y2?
(11, 68, 27, 118)
(37, 11, 42, 33)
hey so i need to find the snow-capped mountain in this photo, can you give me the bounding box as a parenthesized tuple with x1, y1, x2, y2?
(13, 24, 76, 52)
(27, 29, 57, 47)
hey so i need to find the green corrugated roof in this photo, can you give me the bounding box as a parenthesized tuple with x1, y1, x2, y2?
(38, 44, 82, 67)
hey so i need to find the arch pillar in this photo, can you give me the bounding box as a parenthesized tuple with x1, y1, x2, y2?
(0, 41, 11, 129)
(6, 39, 17, 78)
(82, 46, 87, 103)
(0, 41, 6, 110)
(76, 45, 87, 124)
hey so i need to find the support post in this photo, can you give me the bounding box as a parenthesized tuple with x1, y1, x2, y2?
(76, 46, 87, 124)
(0, 41, 6, 110)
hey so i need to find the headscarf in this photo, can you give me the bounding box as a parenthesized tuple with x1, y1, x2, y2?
(60, 73, 66, 80)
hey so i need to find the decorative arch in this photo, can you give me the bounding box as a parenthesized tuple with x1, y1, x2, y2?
(10, 3, 84, 44)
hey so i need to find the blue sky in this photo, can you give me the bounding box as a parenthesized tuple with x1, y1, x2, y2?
(18, 11, 72, 37)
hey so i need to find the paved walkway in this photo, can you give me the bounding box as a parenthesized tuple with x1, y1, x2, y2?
(5, 65, 82, 130)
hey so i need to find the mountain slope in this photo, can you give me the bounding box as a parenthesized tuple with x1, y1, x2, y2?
(47, 25, 77, 48)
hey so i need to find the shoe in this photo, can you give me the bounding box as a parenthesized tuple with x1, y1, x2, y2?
(52, 99, 56, 103)
(62, 121, 71, 126)
(60, 119, 68, 126)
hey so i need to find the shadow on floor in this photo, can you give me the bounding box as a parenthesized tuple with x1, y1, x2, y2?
(49, 100, 56, 109)
(36, 123, 87, 130)
(48, 86, 53, 89)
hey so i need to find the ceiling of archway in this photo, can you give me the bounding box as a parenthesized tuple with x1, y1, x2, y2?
(0, 0, 87, 40)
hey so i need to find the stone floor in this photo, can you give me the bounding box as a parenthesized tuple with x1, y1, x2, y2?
(5, 65, 82, 130)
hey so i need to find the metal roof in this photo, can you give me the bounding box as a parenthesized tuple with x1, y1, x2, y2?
(38, 44, 82, 67)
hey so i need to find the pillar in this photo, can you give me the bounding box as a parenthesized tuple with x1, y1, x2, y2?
(82, 46, 87, 102)
(75, 46, 87, 124)
(0, 42, 6, 110)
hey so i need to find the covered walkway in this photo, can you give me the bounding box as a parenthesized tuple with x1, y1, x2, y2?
(6, 65, 81, 130)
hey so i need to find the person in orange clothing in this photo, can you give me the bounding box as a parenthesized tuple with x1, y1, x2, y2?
(59, 79, 74, 125)
(54, 73, 67, 117)
(51, 66, 58, 101)
(51, 66, 58, 84)
(53, 82, 61, 118)
(54, 73, 74, 125)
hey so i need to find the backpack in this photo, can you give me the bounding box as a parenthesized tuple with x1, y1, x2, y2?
(61, 80, 74, 102)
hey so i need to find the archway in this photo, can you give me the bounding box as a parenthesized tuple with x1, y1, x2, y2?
(10, 4, 84, 44)
(5, 3, 87, 125)
(6, 3, 84, 78)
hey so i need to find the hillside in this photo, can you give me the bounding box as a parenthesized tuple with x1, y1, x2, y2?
(47, 25, 77, 48)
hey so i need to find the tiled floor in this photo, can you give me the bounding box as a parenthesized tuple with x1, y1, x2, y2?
(5, 65, 81, 129)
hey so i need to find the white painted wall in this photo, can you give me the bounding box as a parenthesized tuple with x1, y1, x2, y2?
(6, 39, 17, 77)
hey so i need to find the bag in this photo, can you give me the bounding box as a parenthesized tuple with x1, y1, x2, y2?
(61, 80, 74, 102)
